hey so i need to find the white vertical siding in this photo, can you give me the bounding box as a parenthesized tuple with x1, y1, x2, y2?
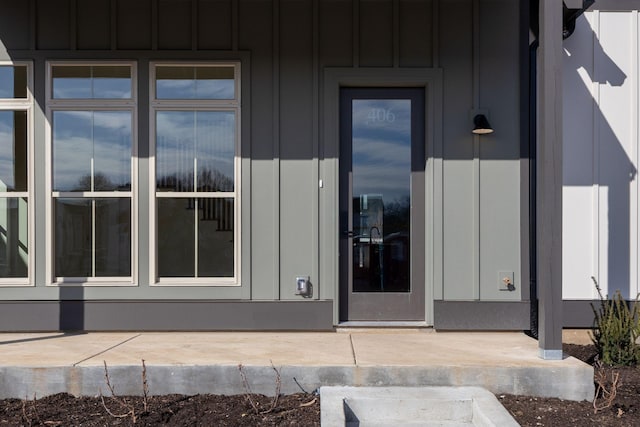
(563, 10, 639, 299)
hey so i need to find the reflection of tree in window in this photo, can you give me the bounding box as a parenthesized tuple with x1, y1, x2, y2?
(383, 196, 410, 237)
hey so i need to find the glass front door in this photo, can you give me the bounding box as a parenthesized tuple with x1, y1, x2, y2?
(339, 88, 425, 321)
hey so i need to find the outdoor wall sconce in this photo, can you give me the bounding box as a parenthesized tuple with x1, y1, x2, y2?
(472, 114, 494, 135)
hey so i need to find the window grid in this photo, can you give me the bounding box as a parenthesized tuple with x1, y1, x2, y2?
(46, 61, 137, 286)
(150, 62, 241, 285)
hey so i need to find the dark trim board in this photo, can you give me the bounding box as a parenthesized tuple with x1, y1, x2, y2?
(0, 301, 334, 331)
(563, 300, 603, 328)
(433, 301, 531, 330)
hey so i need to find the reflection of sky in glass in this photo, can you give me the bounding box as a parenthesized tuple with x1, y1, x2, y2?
(54, 78, 131, 99)
(352, 99, 411, 204)
(156, 111, 235, 192)
(156, 66, 234, 99)
(0, 66, 27, 98)
(52, 66, 131, 99)
(157, 79, 234, 100)
(0, 67, 15, 98)
(53, 111, 131, 191)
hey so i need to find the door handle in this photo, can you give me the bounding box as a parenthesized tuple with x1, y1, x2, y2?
(342, 230, 355, 237)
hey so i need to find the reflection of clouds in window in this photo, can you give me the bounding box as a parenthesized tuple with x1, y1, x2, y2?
(53, 78, 131, 99)
(0, 67, 14, 98)
(351, 98, 411, 205)
(53, 65, 131, 99)
(53, 79, 91, 99)
(155, 66, 235, 99)
(352, 137, 411, 166)
(352, 99, 411, 138)
(92, 78, 131, 99)
(353, 164, 410, 203)
(53, 111, 131, 192)
(93, 112, 132, 190)
(156, 79, 234, 99)
(156, 111, 235, 191)
(352, 135, 410, 204)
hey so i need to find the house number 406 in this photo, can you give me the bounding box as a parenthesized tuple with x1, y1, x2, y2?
(366, 108, 395, 124)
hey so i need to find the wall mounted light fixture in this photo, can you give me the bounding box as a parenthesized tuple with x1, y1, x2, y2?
(472, 114, 494, 135)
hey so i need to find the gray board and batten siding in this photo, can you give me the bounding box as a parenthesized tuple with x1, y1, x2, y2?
(0, 0, 527, 331)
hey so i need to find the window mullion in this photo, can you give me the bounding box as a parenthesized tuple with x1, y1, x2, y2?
(92, 198, 96, 277)
(194, 198, 199, 278)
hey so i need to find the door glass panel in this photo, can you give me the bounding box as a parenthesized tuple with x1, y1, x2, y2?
(351, 99, 411, 292)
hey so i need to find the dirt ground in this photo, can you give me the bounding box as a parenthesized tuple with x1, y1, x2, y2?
(500, 344, 640, 426)
(1, 392, 320, 426)
(1, 344, 639, 426)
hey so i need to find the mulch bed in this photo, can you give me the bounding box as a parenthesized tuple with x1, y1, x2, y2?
(500, 343, 640, 426)
(1, 392, 320, 426)
(1, 343, 639, 426)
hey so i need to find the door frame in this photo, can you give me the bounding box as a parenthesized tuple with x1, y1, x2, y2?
(321, 68, 443, 326)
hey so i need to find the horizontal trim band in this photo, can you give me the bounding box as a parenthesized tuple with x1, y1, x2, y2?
(0, 300, 334, 331)
(434, 301, 531, 330)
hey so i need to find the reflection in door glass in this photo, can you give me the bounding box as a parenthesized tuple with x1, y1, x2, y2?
(352, 99, 410, 292)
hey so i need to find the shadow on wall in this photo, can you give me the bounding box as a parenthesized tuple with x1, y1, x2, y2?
(563, 14, 635, 299)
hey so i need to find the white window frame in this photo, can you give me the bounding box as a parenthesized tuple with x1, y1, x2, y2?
(0, 61, 34, 286)
(45, 61, 138, 286)
(149, 61, 241, 286)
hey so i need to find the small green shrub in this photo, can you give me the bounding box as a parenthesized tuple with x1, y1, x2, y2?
(590, 277, 640, 366)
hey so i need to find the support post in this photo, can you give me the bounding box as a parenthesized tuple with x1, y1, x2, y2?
(537, 0, 564, 360)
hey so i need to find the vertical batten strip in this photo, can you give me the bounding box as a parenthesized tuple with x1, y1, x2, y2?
(151, 0, 158, 50)
(432, 0, 439, 68)
(471, 0, 481, 300)
(592, 10, 600, 297)
(29, 0, 36, 50)
(110, 0, 117, 50)
(192, 0, 198, 50)
(353, 0, 359, 67)
(393, 0, 399, 67)
(70, 0, 77, 50)
(232, 0, 239, 51)
(273, 0, 281, 299)
(312, 0, 320, 297)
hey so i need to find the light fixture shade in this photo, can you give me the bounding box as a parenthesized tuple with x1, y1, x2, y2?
(472, 114, 494, 134)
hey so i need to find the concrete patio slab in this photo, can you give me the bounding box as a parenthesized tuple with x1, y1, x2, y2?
(0, 332, 139, 366)
(75, 332, 355, 366)
(0, 331, 594, 402)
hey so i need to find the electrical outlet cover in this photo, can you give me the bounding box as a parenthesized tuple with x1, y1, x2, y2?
(498, 271, 515, 291)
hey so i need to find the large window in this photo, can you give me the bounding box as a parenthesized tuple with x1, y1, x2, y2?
(151, 63, 240, 284)
(47, 62, 136, 284)
(0, 63, 31, 285)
